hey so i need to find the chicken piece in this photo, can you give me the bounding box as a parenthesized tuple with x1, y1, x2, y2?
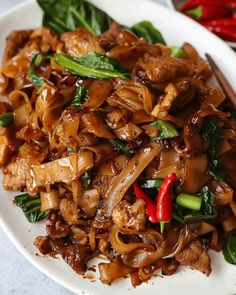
(30, 28, 59, 52)
(175, 239, 212, 276)
(52, 241, 90, 274)
(71, 226, 88, 245)
(46, 212, 70, 239)
(81, 112, 114, 139)
(60, 199, 80, 224)
(106, 108, 128, 129)
(61, 28, 104, 57)
(3, 143, 48, 192)
(3, 30, 32, 64)
(134, 53, 194, 85)
(0, 126, 17, 166)
(112, 200, 146, 231)
(151, 80, 196, 117)
(34, 236, 52, 255)
(99, 22, 138, 51)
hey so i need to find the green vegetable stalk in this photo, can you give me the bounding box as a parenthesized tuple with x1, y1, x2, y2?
(176, 193, 202, 211)
(14, 193, 50, 223)
(170, 46, 186, 58)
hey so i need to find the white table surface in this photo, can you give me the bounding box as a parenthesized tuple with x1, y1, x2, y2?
(0, 1, 166, 295)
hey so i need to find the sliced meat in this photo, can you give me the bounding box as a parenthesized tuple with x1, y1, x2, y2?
(61, 28, 104, 57)
(46, 212, 70, 239)
(2, 143, 47, 192)
(175, 239, 212, 276)
(99, 22, 138, 51)
(151, 80, 196, 117)
(112, 200, 146, 231)
(3, 30, 32, 64)
(0, 126, 17, 167)
(50, 238, 91, 274)
(59, 199, 80, 224)
(57, 243, 90, 274)
(133, 53, 194, 85)
(30, 28, 59, 52)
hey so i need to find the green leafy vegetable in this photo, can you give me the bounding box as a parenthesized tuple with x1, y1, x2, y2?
(176, 193, 202, 211)
(202, 116, 223, 159)
(37, 0, 113, 35)
(28, 69, 45, 87)
(223, 233, 236, 264)
(151, 120, 179, 141)
(14, 193, 49, 223)
(109, 139, 134, 157)
(208, 159, 227, 182)
(173, 186, 217, 222)
(55, 53, 131, 79)
(170, 46, 186, 58)
(82, 170, 92, 190)
(131, 21, 166, 45)
(71, 86, 89, 108)
(140, 178, 163, 189)
(0, 112, 14, 128)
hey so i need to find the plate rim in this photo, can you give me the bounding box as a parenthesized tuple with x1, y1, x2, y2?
(0, 1, 236, 295)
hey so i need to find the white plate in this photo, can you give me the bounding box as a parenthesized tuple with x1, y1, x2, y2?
(166, 0, 236, 49)
(0, 0, 236, 294)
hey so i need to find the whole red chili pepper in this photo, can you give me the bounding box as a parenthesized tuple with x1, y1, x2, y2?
(201, 18, 236, 27)
(181, 0, 236, 12)
(156, 173, 177, 233)
(133, 182, 157, 223)
(203, 24, 236, 41)
(185, 5, 232, 21)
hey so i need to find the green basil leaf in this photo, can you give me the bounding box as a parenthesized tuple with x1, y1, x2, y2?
(208, 159, 227, 182)
(223, 233, 236, 264)
(109, 139, 134, 157)
(55, 52, 131, 79)
(71, 86, 89, 108)
(82, 170, 93, 190)
(202, 116, 223, 159)
(28, 69, 45, 87)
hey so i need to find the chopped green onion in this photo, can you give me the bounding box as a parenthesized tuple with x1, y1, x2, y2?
(0, 112, 14, 127)
(170, 46, 186, 58)
(223, 233, 236, 264)
(32, 52, 44, 67)
(176, 193, 202, 211)
(109, 139, 134, 157)
(151, 120, 179, 141)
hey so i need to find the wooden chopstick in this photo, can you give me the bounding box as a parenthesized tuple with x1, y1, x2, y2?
(205, 53, 236, 108)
